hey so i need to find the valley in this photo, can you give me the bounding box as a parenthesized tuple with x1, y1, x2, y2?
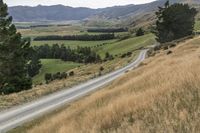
(0, 0, 200, 132)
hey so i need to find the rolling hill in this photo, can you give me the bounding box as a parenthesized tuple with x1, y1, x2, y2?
(8, 0, 200, 22)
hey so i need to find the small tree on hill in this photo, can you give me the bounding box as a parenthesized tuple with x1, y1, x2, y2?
(136, 28, 145, 36)
(154, 0, 197, 43)
(45, 73, 52, 83)
(0, 0, 32, 94)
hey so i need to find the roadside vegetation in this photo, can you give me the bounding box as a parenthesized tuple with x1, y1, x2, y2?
(33, 59, 81, 84)
(11, 32, 200, 133)
(8, 1, 200, 132)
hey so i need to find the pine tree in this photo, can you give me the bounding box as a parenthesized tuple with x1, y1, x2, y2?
(27, 48, 42, 77)
(0, 0, 32, 94)
(154, 0, 197, 43)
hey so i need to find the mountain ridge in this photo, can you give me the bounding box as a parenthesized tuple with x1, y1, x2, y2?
(8, 0, 200, 22)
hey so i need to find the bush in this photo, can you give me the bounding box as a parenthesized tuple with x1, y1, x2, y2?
(45, 72, 68, 84)
(45, 73, 52, 83)
(69, 71, 74, 76)
(127, 52, 132, 57)
(104, 52, 114, 61)
(0, 84, 16, 95)
(100, 66, 104, 71)
(169, 43, 176, 48)
(0, 77, 32, 95)
(61, 72, 68, 79)
(121, 52, 133, 58)
(136, 28, 145, 36)
(121, 53, 127, 58)
(154, 45, 162, 51)
(167, 50, 172, 55)
(163, 45, 169, 50)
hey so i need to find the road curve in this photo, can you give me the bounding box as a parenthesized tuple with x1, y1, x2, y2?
(0, 50, 147, 133)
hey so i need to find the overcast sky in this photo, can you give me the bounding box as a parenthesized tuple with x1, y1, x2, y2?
(4, 0, 155, 8)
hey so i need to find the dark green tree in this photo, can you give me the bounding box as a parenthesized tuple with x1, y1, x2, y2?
(0, 0, 32, 94)
(44, 73, 52, 83)
(136, 28, 144, 36)
(154, 0, 197, 43)
(27, 48, 42, 77)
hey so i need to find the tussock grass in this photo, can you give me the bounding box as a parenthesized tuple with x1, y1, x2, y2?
(15, 36, 200, 133)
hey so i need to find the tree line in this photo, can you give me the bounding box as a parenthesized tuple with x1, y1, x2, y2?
(34, 44, 102, 63)
(87, 28, 128, 33)
(34, 34, 115, 41)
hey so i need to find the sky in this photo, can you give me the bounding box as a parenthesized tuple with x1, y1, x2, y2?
(4, 0, 155, 8)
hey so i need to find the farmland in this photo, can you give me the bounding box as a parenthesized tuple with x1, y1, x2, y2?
(33, 59, 81, 84)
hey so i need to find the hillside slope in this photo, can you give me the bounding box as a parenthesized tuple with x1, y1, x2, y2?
(12, 36, 200, 133)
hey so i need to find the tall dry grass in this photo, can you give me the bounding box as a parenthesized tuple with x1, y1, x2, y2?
(15, 37, 200, 133)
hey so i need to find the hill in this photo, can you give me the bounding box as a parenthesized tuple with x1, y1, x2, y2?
(9, 5, 96, 22)
(8, 0, 200, 22)
(10, 36, 200, 133)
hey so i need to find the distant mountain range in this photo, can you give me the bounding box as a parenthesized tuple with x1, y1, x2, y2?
(8, 0, 200, 22)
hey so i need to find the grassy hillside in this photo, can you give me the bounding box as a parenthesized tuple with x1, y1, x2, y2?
(13, 36, 200, 133)
(195, 20, 200, 31)
(33, 59, 81, 84)
(95, 34, 155, 57)
(18, 25, 83, 37)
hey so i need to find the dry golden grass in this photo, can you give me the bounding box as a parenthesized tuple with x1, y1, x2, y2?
(13, 36, 200, 133)
(0, 53, 137, 110)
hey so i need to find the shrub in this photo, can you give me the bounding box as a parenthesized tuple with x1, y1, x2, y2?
(104, 52, 114, 61)
(121, 52, 132, 58)
(136, 28, 145, 36)
(121, 53, 127, 58)
(127, 52, 132, 57)
(45, 73, 52, 83)
(154, 45, 162, 51)
(61, 72, 68, 79)
(163, 45, 169, 50)
(169, 43, 176, 48)
(69, 71, 75, 76)
(0, 84, 16, 95)
(100, 66, 104, 71)
(167, 50, 172, 55)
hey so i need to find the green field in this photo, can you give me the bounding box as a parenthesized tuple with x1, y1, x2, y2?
(33, 59, 81, 84)
(31, 33, 155, 83)
(18, 24, 129, 38)
(95, 34, 156, 57)
(31, 39, 118, 48)
(32, 33, 155, 58)
(195, 20, 200, 31)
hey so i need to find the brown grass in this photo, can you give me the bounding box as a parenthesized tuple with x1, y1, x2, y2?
(11, 36, 200, 133)
(0, 53, 137, 110)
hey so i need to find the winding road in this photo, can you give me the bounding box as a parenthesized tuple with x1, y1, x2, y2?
(0, 49, 147, 133)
